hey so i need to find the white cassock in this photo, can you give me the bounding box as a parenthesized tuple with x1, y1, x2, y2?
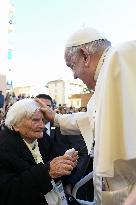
(54, 40, 136, 205)
(94, 40, 136, 205)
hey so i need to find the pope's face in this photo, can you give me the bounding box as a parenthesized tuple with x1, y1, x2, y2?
(14, 110, 45, 142)
(65, 51, 96, 90)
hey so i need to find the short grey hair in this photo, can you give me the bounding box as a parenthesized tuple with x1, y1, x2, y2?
(65, 39, 111, 61)
(5, 99, 41, 130)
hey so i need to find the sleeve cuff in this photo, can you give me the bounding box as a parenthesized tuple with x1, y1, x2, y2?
(53, 114, 61, 127)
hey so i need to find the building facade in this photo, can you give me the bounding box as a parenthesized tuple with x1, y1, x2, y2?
(7, 2, 15, 91)
(47, 79, 86, 106)
(68, 92, 93, 108)
(0, 0, 15, 95)
(13, 84, 49, 98)
(0, 0, 9, 95)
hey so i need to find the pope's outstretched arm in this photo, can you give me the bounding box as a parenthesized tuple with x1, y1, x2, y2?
(35, 98, 94, 153)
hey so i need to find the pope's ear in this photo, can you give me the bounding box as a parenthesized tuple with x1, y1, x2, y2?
(79, 47, 91, 66)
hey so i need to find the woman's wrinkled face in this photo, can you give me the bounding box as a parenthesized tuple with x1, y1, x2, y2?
(14, 110, 45, 142)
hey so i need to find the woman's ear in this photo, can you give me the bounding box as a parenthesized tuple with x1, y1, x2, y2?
(79, 48, 91, 67)
(12, 125, 19, 132)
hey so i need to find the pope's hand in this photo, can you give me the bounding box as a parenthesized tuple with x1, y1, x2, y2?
(49, 153, 78, 178)
(35, 98, 55, 122)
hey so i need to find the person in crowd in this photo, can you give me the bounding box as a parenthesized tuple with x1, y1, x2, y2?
(17, 93, 22, 101)
(79, 107, 87, 112)
(5, 92, 17, 109)
(0, 108, 5, 130)
(36, 27, 136, 205)
(58, 106, 67, 114)
(36, 94, 93, 201)
(10, 92, 17, 104)
(0, 98, 78, 205)
(0, 91, 4, 109)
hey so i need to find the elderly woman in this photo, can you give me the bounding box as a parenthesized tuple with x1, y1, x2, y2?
(0, 99, 78, 205)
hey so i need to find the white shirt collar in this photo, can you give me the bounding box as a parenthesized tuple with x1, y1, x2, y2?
(45, 122, 50, 136)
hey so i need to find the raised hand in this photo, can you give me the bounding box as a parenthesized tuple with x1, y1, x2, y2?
(35, 98, 56, 122)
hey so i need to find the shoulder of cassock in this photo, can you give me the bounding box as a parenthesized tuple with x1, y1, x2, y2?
(94, 40, 136, 177)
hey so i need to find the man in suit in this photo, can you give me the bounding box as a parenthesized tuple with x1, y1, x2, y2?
(0, 91, 4, 109)
(0, 98, 78, 205)
(36, 94, 55, 161)
(36, 94, 93, 201)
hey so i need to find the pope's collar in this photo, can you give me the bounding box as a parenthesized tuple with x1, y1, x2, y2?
(94, 46, 111, 81)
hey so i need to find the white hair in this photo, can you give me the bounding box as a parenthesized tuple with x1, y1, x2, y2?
(5, 99, 40, 129)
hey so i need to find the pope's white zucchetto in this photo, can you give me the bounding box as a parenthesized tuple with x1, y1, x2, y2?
(65, 27, 105, 48)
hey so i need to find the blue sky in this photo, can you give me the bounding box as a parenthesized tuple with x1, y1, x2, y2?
(10, 0, 136, 87)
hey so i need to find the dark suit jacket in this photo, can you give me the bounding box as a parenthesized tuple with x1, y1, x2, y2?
(38, 128, 55, 162)
(39, 127, 94, 201)
(0, 128, 53, 205)
(39, 127, 90, 187)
